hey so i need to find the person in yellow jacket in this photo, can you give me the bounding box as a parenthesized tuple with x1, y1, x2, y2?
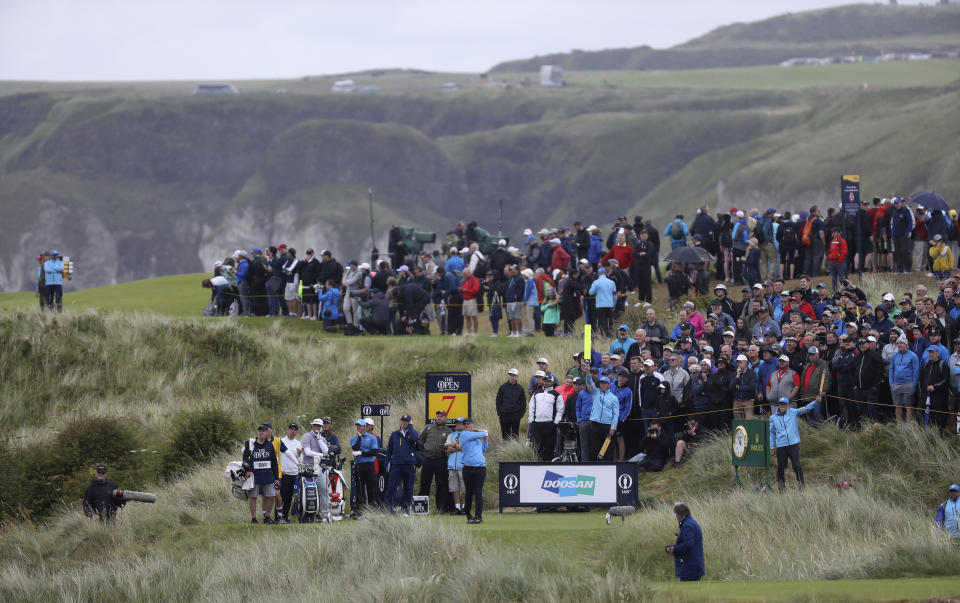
(929, 234, 954, 280)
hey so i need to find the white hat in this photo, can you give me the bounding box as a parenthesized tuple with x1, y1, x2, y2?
(461, 248, 471, 254)
(882, 293, 895, 301)
(723, 330, 735, 337)
(398, 265, 409, 272)
(736, 210, 745, 218)
(311, 418, 323, 426)
(808, 346, 819, 355)
(550, 238, 561, 244)
(714, 283, 727, 291)
(753, 283, 763, 289)
(610, 354, 621, 361)
(538, 228, 550, 235)
(552, 269, 562, 280)
(847, 322, 859, 329)
(498, 239, 507, 246)
(703, 345, 714, 353)
(537, 357, 549, 364)
(867, 335, 877, 342)
(508, 246, 519, 253)
(214, 260, 223, 268)
(521, 269, 534, 278)
(683, 301, 695, 308)
(534, 370, 546, 378)
(523, 228, 533, 236)
(507, 368, 519, 376)
(700, 358, 712, 367)
(736, 354, 748, 362)
(364, 418, 375, 426)
(450, 245, 459, 252)
(579, 258, 589, 264)
(587, 224, 598, 232)
(643, 359, 655, 367)
(359, 262, 370, 270)
(779, 355, 790, 362)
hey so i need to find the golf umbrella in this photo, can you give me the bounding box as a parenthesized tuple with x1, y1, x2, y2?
(910, 192, 949, 213)
(664, 246, 714, 264)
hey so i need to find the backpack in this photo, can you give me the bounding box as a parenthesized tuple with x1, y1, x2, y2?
(472, 254, 488, 279)
(753, 222, 766, 245)
(801, 218, 814, 246)
(780, 221, 798, 245)
(669, 221, 684, 241)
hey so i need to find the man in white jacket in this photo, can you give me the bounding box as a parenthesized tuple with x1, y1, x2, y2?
(528, 374, 564, 461)
(300, 418, 331, 521)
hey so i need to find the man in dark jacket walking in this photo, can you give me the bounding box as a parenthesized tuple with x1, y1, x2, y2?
(83, 465, 124, 522)
(384, 414, 419, 514)
(666, 502, 705, 581)
(496, 368, 526, 438)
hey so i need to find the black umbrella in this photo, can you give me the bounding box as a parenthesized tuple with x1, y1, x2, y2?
(663, 245, 714, 264)
(910, 191, 949, 212)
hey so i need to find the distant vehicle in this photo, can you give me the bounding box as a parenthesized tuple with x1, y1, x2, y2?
(192, 83, 238, 96)
(539, 65, 564, 87)
(331, 79, 356, 93)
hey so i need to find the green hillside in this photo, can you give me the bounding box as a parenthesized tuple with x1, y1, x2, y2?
(490, 4, 960, 72)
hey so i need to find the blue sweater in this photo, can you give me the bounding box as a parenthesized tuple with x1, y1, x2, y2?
(574, 389, 593, 423)
(458, 431, 488, 467)
(889, 349, 920, 386)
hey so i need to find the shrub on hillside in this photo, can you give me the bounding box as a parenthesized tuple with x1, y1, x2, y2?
(159, 407, 244, 479)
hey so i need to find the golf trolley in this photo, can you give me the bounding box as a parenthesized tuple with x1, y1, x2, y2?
(326, 456, 348, 519)
(293, 463, 322, 523)
(552, 421, 579, 463)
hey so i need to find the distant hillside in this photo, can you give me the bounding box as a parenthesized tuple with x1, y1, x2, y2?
(489, 4, 960, 72)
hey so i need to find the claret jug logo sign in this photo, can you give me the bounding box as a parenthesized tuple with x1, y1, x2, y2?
(540, 471, 596, 497)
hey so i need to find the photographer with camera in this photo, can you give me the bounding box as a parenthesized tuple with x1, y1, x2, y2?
(42, 250, 65, 312)
(83, 465, 125, 523)
(665, 502, 705, 582)
(634, 418, 671, 472)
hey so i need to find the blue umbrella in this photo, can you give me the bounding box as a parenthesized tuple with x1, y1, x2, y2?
(910, 191, 949, 212)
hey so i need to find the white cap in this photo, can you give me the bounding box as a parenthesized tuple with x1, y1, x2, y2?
(450, 245, 458, 252)
(579, 258, 589, 264)
(538, 228, 550, 235)
(359, 262, 370, 270)
(214, 260, 223, 268)
(508, 246, 519, 253)
(779, 355, 790, 362)
(498, 239, 507, 246)
(867, 335, 877, 342)
(523, 228, 533, 236)
(753, 283, 763, 289)
(534, 370, 546, 378)
(312, 418, 323, 425)
(507, 368, 519, 376)
(808, 346, 819, 355)
(882, 293, 895, 301)
(552, 269, 562, 280)
(736, 210, 745, 218)
(714, 283, 727, 291)
(364, 418, 375, 426)
(550, 238, 561, 244)
(610, 354, 621, 361)
(461, 248, 470, 254)
(587, 224, 598, 231)
(398, 265, 409, 272)
(703, 345, 714, 353)
(537, 357, 549, 364)
(847, 322, 859, 329)
(643, 359, 655, 367)
(723, 330, 735, 337)
(736, 354, 748, 362)
(700, 358, 712, 367)
(521, 269, 534, 278)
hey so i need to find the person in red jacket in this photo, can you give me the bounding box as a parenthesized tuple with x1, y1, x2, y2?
(602, 233, 634, 272)
(784, 289, 816, 320)
(461, 268, 481, 336)
(827, 228, 848, 293)
(549, 238, 571, 272)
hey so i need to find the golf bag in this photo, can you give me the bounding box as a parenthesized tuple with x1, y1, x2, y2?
(224, 461, 251, 500)
(327, 457, 348, 518)
(293, 464, 321, 523)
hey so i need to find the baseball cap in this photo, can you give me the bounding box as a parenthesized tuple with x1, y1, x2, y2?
(703, 345, 714, 353)
(251, 247, 261, 254)
(96, 465, 107, 473)
(542, 374, 556, 383)
(288, 422, 299, 430)
(322, 416, 332, 424)
(610, 354, 621, 361)
(401, 414, 412, 421)
(899, 299, 912, 306)
(454, 417, 465, 424)
(597, 376, 611, 384)
(780, 290, 791, 296)
(355, 419, 366, 426)
(364, 418, 375, 426)
(618, 324, 629, 331)
(312, 418, 323, 425)
(522, 228, 533, 236)
(700, 358, 711, 367)
(435, 410, 447, 417)
(643, 359, 655, 367)
(778, 397, 790, 405)
(534, 370, 546, 378)
(778, 355, 790, 362)
(723, 330, 735, 337)
(867, 335, 877, 343)
(537, 357, 549, 364)
(507, 368, 519, 376)
(949, 484, 960, 492)
(463, 417, 474, 424)
(498, 239, 506, 246)
(680, 322, 692, 330)
(573, 377, 585, 385)
(257, 423, 269, 431)
(882, 293, 895, 301)
(714, 284, 727, 291)
(808, 346, 819, 355)
(736, 354, 748, 362)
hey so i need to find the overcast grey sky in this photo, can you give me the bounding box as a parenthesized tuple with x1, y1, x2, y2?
(0, 0, 926, 81)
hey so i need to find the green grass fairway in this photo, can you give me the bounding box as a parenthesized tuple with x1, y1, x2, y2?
(566, 60, 960, 90)
(0, 273, 208, 317)
(663, 577, 960, 601)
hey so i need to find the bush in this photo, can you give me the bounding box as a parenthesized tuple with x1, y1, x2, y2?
(159, 406, 244, 479)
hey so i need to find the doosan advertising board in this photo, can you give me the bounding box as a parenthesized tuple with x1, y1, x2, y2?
(499, 462, 638, 510)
